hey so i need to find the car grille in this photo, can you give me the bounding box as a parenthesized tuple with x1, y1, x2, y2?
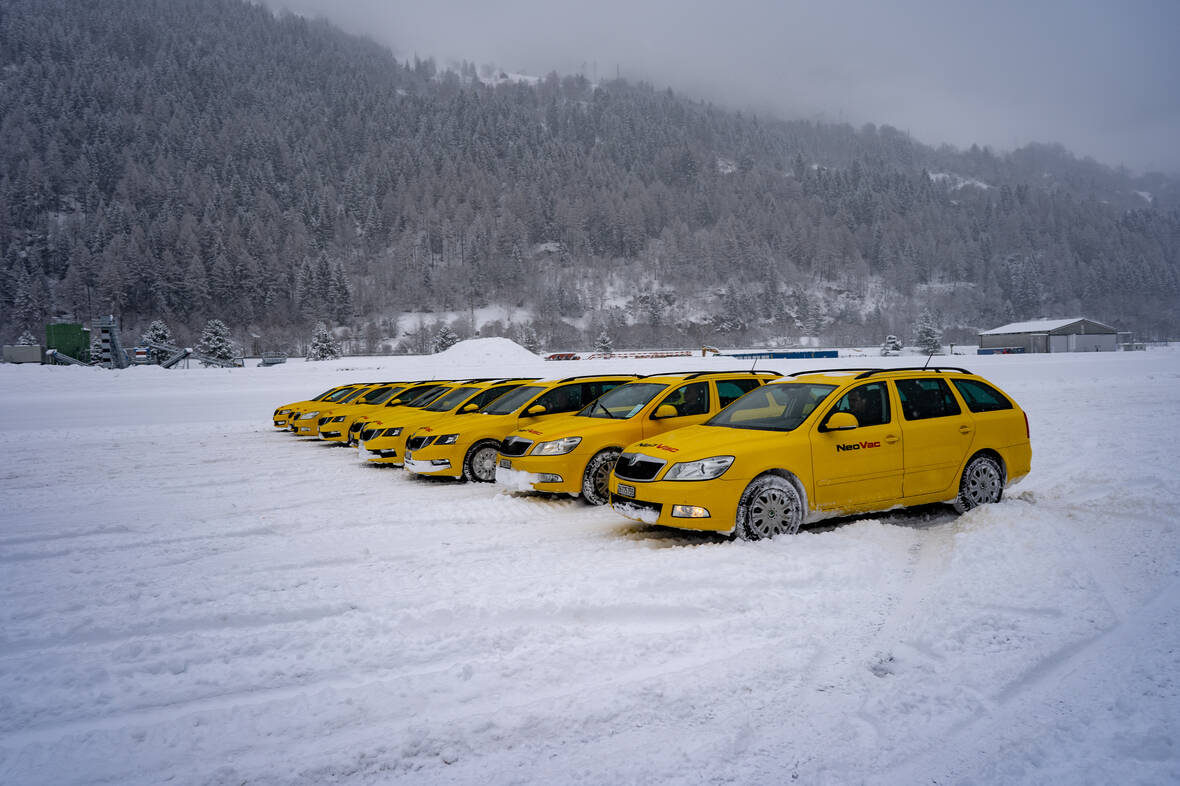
(612, 452, 667, 482)
(407, 435, 437, 451)
(610, 495, 663, 515)
(499, 436, 533, 457)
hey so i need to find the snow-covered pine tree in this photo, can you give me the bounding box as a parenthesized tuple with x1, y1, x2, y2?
(88, 333, 103, 365)
(594, 330, 613, 355)
(517, 324, 541, 354)
(913, 309, 943, 355)
(306, 322, 341, 361)
(431, 324, 460, 354)
(140, 319, 174, 363)
(16, 329, 37, 345)
(196, 319, 236, 365)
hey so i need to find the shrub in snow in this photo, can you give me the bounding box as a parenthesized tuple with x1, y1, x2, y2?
(594, 330, 613, 354)
(431, 324, 460, 354)
(913, 309, 943, 356)
(306, 323, 342, 361)
(88, 334, 103, 365)
(196, 319, 236, 365)
(16, 329, 37, 346)
(517, 324, 541, 354)
(880, 334, 903, 356)
(140, 319, 174, 363)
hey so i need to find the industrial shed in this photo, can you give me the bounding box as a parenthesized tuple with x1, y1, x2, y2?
(978, 318, 1118, 353)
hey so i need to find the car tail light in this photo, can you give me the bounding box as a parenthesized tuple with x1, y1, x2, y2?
(1023, 411, 1029, 438)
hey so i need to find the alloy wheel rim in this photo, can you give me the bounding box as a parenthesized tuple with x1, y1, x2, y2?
(473, 447, 497, 481)
(965, 462, 1002, 506)
(749, 488, 800, 537)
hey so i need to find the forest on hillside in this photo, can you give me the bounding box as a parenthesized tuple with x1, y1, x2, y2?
(1, 0, 1178, 353)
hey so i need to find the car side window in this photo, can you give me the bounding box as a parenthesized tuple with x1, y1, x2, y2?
(952, 379, 1013, 413)
(582, 380, 627, 403)
(534, 384, 583, 414)
(829, 382, 891, 427)
(895, 378, 962, 420)
(716, 379, 761, 408)
(656, 382, 710, 417)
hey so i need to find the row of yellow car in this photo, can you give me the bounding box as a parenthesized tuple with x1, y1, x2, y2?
(273, 367, 1031, 539)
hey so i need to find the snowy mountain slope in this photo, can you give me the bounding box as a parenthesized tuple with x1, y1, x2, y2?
(0, 347, 1177, 784)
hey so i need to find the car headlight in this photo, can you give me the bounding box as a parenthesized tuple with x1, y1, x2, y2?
(277, 408, 290, 415)
(663, 455, 735, 481)
(331, 416, 345, 422)
(298, 410, 319, 420)
(384, 427, 403, 437)
(437, 434, 459, 445)
(531, 436, 582, 456)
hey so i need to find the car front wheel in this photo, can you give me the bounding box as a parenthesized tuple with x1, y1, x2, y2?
(735, 474, 803, 540)
(463, 440, 500, 483)
(581, 449, 621, 505)
(953, 454, 1004, 513)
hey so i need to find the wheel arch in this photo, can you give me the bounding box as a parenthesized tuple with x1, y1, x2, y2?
(749, 468, 811, 517)
(963, 447, 1007, 484)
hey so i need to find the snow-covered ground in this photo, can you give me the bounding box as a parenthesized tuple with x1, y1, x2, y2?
(1, 341, 1177, 785)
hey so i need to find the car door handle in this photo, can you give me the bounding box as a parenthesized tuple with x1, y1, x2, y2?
(959, 425, 973, 434)
(884, 434, 899, 444)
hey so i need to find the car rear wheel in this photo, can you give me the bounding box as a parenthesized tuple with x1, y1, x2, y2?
(463, 440, 500, 483)
(581, 449, 621, 505)
(953, 454, 1004, 513)
(736, 474, 803, 540)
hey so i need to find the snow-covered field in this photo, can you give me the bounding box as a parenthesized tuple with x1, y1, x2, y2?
(1, 341, 1177, 785)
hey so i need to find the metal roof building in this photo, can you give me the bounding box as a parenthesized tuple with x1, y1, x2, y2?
(978, 318, 1118, 353)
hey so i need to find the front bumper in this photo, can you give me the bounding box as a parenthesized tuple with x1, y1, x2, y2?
(404, 456, 454, 475)
(494, 455, 575, 493)
(607, 475, 744, 533)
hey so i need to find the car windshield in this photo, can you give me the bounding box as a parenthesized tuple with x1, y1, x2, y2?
(480, 385, 545, 415)
(424, 386, 479, 412)
(706, 383, 837, 431)
(357, 385, 396, 404)
(337, 387, 370, 404)
(577, 383, 668, 419)
(385, 385, 439, 407)
(408, 387, 451, 407)
(325, 387, 357, 402)
(366, 385, 407, 405)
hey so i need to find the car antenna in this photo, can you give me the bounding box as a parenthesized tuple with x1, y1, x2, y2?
(750, 356, 759, 373)
(923, 351, 934, 369)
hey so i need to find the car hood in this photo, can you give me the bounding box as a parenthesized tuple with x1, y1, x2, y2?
(623, 423, 792, 462)
(506, 413, 633, 445)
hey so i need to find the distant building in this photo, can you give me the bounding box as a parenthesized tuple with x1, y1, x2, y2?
(978, 318, 1118, 353)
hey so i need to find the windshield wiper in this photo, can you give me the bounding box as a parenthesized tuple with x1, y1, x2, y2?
(594, 399, 616, 418)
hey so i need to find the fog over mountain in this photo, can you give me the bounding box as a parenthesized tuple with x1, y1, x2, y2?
(270, 0, 1180, 175)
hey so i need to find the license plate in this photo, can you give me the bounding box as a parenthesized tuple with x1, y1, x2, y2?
(617, 483, 635, 498)
(499, 458, 512, 469)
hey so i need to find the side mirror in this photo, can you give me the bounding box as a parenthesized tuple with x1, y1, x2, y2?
(822, 412, 859, 432)
(652, 404, 679, 419)
(525, 404, 547, 417)
(460, 403, 479, 413)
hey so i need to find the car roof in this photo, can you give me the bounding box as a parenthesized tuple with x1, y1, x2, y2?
(634, 370, 783, 384)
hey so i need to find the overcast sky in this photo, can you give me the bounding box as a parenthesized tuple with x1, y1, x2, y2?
(268, 0, 1180, 174)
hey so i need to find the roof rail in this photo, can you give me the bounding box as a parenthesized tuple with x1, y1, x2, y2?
(787, 367, 880, 377)
(682, 369, 784, 379)
(556, 373, 640, 383)
(854, 366, 972, 379)
(489, 377, 540, 383)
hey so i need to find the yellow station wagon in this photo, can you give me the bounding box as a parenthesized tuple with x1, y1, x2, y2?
(496, 371, 781, 504)
(273, 384, 357, 428)
(403, 374, 637, 482)
(608, 367, 1031, 539)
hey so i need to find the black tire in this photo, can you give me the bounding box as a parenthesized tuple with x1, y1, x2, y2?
(581, 449, 621, 505)
(463, 439, 501, 483)
(735, 474, 804, 540)
(953, 454, 1004, 513)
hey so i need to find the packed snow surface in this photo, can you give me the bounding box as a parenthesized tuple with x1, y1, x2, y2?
(1, 348, 1178, 784)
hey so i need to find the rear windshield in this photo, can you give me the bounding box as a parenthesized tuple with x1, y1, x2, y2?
(578, 383, 668, 419)
(707, 383, 837, 431)
(424, 386, 479, 412)
(480, 385, 545, 415)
